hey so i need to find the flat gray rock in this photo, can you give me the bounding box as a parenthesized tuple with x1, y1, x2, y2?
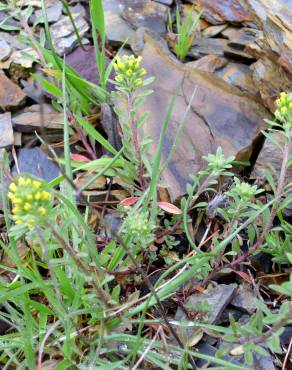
(0, 112, 13, 148)
(50, 13, 89, 55)
(12, 147, 59, 182)
(12, 104, 64, 132)
(32, 2, 63, 24)
(231, 285, 258, 314)
(0, 40, 12, 62)
(175, 284, 237, 344)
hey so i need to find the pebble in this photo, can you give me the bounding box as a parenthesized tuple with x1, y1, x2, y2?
(0, 40, 12, 62)
(0, 113, 14, 148)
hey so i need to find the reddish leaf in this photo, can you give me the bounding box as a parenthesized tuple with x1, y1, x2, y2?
(70, 153, 90, 163)
(232, 270, 252, 283)
(157, 201, 182, 214)
(120, 197, 138, 206)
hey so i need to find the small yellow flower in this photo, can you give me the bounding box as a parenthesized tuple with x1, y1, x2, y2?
(41, 191, 51, 200)
(32, 180, 41, 188)
(27, 219, 35, 228)
(115, 75, 123, 82)
(8, 192, 14, 199)
(13, 207, 20, 214)
(9, 183, 17, 192)
(18, 177, 26, 186)
(23, 203, 32, 211)
(15, 220, 22, 225)
(13, 197, 21, 204)
(38, 207, 46, 216)
(280, 92, 287, 100)
(35, 192, 41, 200)
(126, 69, 133, 77)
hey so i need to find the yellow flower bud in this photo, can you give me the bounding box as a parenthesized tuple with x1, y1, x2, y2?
(26, 194, 33, 201)
(27, 219, 35, 228)
(38, 207, 46, 216)
(32, 180, 41, 188)
(115, 75, 123, 82)
(18, 177, 26, 186)
(9, 183, 17, 192)
(41, 191, 51, 200)
(13, 207, 20, 214)
(126, 69, 133, 77)
(8, 192, 14, 199)
(13, 197, 21, 204)
(15, 220, 22, 225)
(24, 203, 32, 211)
(280, 92, 287, 100)
(35, 192, 41, 200)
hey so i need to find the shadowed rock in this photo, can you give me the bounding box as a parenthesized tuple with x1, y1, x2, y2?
(0, 71, 26, 111)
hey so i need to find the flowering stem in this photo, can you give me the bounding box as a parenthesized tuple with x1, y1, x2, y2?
(127, 93, 145, 189)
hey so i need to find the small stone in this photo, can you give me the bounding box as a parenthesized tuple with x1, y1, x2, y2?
(175, 284, 237, 344)
(0, 40, 12, 62)
(155, 0, 173, 5)
(188, 38, 228, 59)
(224, 45, 255, 60)
(0, 112, 13, 148)
(0, 72, 26, 111)
(32, 2, 63, 24)
(186, 55, 228, 72)
(12, 147, 59, 182)
(50, 14, 89, 55)
(16, 0, 59, 7)
(202, 24, 228, 38)
(12, 104, 64, 132)
(0, 32, 26, 51)
(231, 285, 257, 314)
(228, 28, 263, 50)
(122, 0, 167, 35)
(215, 62, 258, 95)
(13, 132, 22, 146)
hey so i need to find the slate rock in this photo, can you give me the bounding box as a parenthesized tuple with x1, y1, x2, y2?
(104, 0, 135, 46)
(251, 132, 292, 217)
(215, 62, 258, 95)
(228, 27, 263, 50)
(12, 104, 64, 133)
(50, 13, 89, 55)
(175, 284, 237, 345)
(155, 0, 173, 5)
(223, 45, 255, 60)
(32, 2, 63, 24)
(12, 147, 59, 182)
(0, 32, 26, 51)
(188, 38, 228, 59)
(202, 24, 229, 38)
(251, 55, 291, 113)
(0, 40, 12, 62)
(195, 342, 242, 368)
(0, 71, 26, 111)
(231, 284, 257, 314)
(197, 0, 252, 25)
(121, 0, 167, 35)
(186, 55, 228, 72)
(0, 112, 13, 148)
(139, 35, 269, 199)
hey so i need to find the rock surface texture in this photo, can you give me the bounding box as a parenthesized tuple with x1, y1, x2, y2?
(140, 35, 269, 199)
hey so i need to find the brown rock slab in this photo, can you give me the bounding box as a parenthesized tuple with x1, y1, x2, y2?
(215, 62, 258, 95)
(12, 104, 64, 132)
(0, 112, 13, 148)
(186, 55, 228, 73)
(202, 24, 229, 38)
(0, 71, 26, 111)
(196, 0, 251, 25)
(250, 57, 288, 112)
(188, 38, 228, 59)
(140, 35, 269, 199)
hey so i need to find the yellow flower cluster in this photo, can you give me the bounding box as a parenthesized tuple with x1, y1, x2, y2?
(113, 55, 146, 90)
(275, 92, 292, 123)
(8, 177, 52, 229)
